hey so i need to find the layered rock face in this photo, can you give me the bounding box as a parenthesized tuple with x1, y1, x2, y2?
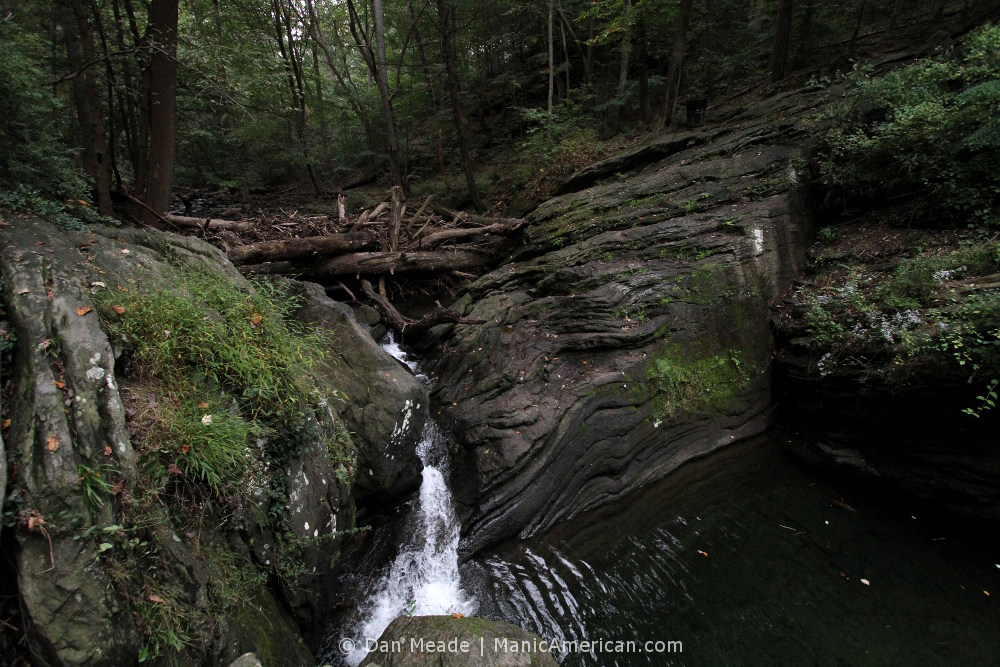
(428, 89, 826, 554)
(0, 216, 426, 664)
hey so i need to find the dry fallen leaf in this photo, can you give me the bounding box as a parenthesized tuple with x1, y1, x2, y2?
(451, 613, 464, 619)
(90, 281, 106, 288)
(1, 418, 11, 430)
(201, 414, 213, 426)
(120, 248, 130, 255)
(147, 594, 165, 604)
(110, 480, 125, 495)
(112, 305, 126, 315)
(46, 434, 59, 452)
(250, 312, 263, 326)
(860, 579, 871, 586)
(76, 306, 92, 316)
(55, 381, 66, 390)
(104, 445, 112, 456)
(16, 288, 29, 295)
(27, 515, 45, 532)
(697, 550, 709, 557)
(40, 339, 52, 350)
(166, 464, 182, 476)
(197, 401, 209, 409)
(181, 445, 190, 454)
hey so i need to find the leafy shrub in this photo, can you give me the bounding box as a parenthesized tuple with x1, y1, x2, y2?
(819, 23, 1000, 227)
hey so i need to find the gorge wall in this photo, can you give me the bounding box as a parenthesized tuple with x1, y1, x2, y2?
(427, 88, 828, 554)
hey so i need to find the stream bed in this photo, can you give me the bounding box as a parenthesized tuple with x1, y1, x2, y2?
(465, 434, 999, 665)
(325, 334, 997, 665)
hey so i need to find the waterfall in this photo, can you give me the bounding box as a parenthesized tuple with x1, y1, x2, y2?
(340, 334, 477, 667)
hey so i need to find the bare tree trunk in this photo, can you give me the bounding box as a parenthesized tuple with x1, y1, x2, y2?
(560, 18, 570, 97)
(143, 0, 178, 219)
(371, 0, 404, 190)
(751, 0, 768, 32)
(769, 0, 793, 82)
(64, 0, 113, 215)
(437, 0, 484, 211)
(617, 0, 632, 94)
(637, 14, 650, 124)
(548, 0, 555, 120)
(659, 0, 694, 129)
(556, 3, 592, 85)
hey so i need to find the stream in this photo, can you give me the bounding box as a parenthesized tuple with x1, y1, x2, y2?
(325, 339, 999, 666)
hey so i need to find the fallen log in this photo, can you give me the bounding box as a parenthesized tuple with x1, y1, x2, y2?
(317, 250, 489, 277)
(227, 231, 377, 265)
(164, 213, 256, 232)
(431, 203, 524, 228)
(418, 221, 525, 247)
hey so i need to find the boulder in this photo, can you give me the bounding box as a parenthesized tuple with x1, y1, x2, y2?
(360, 616, 558, 667)
(283, 280, 426, 500)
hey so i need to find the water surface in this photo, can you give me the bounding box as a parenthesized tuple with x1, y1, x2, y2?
(468, 435, 999, 666)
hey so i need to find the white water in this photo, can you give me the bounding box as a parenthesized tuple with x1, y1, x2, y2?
(340, 334, 477, 667)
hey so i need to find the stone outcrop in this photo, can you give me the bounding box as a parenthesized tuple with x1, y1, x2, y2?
(0, 215, 426, 664)
(360, 615, 558, 667)
(428, 88, 827, 554)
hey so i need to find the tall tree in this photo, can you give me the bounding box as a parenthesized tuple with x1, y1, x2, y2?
(141, 0, 178, 219)
(346, 0, 404, 189)
(618, 0, 633, 94)
(63, 0, 113, 214)
(660, 0, 694, 129)
(769, 0, 793, 82)
(437, 0, 483, 210)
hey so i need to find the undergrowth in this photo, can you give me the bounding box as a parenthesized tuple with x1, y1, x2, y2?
(92, 268, 350, 663)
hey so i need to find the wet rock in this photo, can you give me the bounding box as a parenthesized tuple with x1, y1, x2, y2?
(283, 280, 426, 500)
(360, 615, 558, 667)
(429, 87, 826, 554)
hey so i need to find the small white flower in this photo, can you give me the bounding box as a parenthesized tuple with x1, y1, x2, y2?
(201, 414, 213, 426)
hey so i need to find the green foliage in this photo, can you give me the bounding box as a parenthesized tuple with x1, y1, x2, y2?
(97, 271, 326, 422)
(76, 464, 114, 515)
(797, 243, 1000, 395)
(645, 346, 749, 420)
(0, 186, 119, 231)
(819, 24, 1000, 227)
(0, 20, 87, 199)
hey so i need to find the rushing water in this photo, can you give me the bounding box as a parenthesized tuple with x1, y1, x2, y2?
(467, 435, 1000, 666)
(332, 334, 477, 667)
(325, 335, 998, 666)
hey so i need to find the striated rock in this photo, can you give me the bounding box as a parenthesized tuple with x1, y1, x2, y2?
(360, 616, 558, 667)
(428, 87, 826, 554)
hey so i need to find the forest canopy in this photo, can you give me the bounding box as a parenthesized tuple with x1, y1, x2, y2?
(1, 0, 997, 221)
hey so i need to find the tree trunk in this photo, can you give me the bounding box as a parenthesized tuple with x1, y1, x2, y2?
(637, 15, 651, 124)
(64, 0, 113, 215)
(227, 232, 378, 265)
(314, 250, 489, 277)
(617, 0, 632, 94)
(438, 0, 484, 211)
(143, 0, 178, 219)
(560, 18, 570, 97)
(849, 0, 871, 55)
(548, 0, 555, 121)
(659, 0, 694, 129)
(371, 0, 404, 190)
(769, 0, 793, 82)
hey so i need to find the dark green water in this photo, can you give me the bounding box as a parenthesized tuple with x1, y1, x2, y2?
(468, 434, 999, 666)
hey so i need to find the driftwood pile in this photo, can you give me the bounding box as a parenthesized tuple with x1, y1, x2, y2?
(177, 187, 525, 283)
(169, 187, 523, 338)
